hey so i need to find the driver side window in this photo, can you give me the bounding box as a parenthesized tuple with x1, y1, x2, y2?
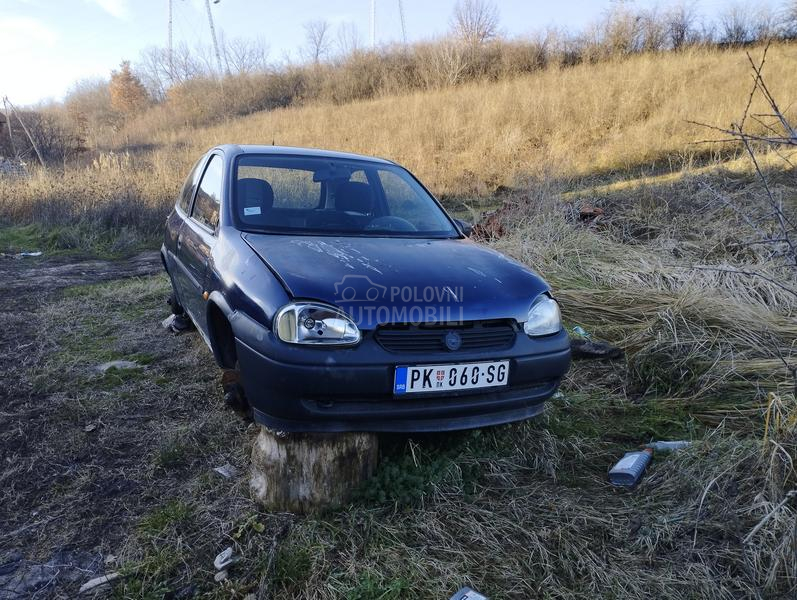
(177, 157, 203, 213)
(192, 155, 223, 231)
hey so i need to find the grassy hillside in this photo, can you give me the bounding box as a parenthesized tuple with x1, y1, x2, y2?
(2, 42, 797, 248)
(156, 43, 797, 194)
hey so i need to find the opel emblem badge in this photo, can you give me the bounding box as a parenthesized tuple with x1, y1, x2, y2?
(445, 331, 462, 351)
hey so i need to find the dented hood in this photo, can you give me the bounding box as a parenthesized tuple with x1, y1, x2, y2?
(242, 233, 549, 328)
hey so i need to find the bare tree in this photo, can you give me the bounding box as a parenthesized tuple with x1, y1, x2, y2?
(783, 1, 797, 39)
(220, 35, 270, 75)
(719, 3, 754, 45)
(303, 20, 332, 63)
(665, 2, 698, 49)
(451, 0, 500, 46)
(750, 4, 778, 41)
(417, 38, 470, 88)
(637, 8, 667, 52)
(136, 43, 204, 99)
(600, 4, 644, 55)
(337, 21, 362, 57)
(136, 47, 171, 101)
(692, 44, 797, 276)
(64, 78, 116, 146)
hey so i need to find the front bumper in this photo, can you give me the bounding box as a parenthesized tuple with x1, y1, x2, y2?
(233, 315, 571, 433)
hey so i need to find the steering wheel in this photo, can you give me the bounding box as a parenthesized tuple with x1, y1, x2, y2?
(364, 216, 417, 232)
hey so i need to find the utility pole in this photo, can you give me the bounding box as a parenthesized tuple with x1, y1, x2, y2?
(398, 0, 406, 45)
(168, 0, 174, 82)
(204, 0, 225, 75)
(2, 97, 18, 159)
(3, 96, 45, 168)
(370, 0, 376, 48)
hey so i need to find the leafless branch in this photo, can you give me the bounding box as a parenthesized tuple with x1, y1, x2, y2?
(689, 42, 797, 270)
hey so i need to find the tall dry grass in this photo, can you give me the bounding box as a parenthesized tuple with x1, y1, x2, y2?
(141, 43, 797, 196)
(2, 42, 795, 241)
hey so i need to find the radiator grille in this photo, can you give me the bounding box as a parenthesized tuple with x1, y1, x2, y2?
(375, 321, 516, 353)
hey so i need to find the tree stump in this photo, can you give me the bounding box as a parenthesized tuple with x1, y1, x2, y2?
(250, 427, 379, 513)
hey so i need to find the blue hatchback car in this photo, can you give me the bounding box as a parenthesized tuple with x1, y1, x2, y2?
(162, 145, 571, 432)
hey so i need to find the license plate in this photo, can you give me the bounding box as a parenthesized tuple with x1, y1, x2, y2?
(394, 361, 509, 395)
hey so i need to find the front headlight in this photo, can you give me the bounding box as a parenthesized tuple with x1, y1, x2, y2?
(523, 294, 562, 336)
(275, 302, 361, 346)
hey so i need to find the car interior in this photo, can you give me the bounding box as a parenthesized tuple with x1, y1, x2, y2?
(235, 167, 428, 234)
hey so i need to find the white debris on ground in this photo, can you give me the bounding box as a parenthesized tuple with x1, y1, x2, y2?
(96, 360, 140, 373)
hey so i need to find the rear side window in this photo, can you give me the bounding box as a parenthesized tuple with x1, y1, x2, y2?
(177, 158, 204, 213)
(192, 155, 223, 231)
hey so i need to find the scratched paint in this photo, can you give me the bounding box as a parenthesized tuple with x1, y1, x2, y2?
(292, 239, 383, 274)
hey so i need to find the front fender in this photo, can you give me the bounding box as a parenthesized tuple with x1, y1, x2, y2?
(206, 290, 275, 367)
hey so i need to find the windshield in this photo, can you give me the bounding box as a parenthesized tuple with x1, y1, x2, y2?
(233, 155, 458, 238)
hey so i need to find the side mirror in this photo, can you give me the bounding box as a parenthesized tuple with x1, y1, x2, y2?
(454, 219, 473, 237)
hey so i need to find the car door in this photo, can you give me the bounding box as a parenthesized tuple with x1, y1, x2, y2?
(168, 156, 206, 307)
(179, 153, 224, 334)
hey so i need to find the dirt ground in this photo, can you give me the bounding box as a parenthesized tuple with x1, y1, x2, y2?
(0, 252, 260, 598)
(0, 243, 793, 599)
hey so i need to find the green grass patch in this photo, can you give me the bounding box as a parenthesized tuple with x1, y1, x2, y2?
(355, 429, 505, 507)
(272, 539, 317, 590)
(0, 222, 159, 258)
(154, 435, 193, 470)
(341, 571, 411, 600)
(114, 546, 185, 599)
(138, 500, 194, 537)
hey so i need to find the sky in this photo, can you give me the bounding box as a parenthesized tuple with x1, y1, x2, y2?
(0, 0, 786, 106)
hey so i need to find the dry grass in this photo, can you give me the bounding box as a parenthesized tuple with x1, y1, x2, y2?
(3, 42, 797, 244)
(4, 164, 794, 597)
(491, 168, 796, 422)
(139, 43, 797, 196)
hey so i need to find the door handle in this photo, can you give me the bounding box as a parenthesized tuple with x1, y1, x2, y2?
(177, 233, 183, 251)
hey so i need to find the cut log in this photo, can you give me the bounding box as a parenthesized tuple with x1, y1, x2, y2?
(250, 427, 378, 513)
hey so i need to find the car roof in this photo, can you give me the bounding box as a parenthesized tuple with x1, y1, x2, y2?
(214, 144, 396, 165)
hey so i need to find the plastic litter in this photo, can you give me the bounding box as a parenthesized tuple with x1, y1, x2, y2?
(96, 360, 140, 373)
(161, 313, 192, 334)
(450, 587, 488, 600)
(213, 547, 237, 571)
(78, 572, 120, 594)
(644, 440, 691, 453)
(1, 251, 43, 258)
(571, 325, 591, 339)
(213, 463, 238, 479)
(608, 448, 653, 487)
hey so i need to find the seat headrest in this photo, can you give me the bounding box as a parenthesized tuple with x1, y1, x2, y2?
(336, 181, 373, 215)
(237, 178, 274, 217)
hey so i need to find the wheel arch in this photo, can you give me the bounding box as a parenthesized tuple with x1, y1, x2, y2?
(206, 292, 237, 369)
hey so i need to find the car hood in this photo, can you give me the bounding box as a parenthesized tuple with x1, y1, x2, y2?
(242, 233, 549, 329)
